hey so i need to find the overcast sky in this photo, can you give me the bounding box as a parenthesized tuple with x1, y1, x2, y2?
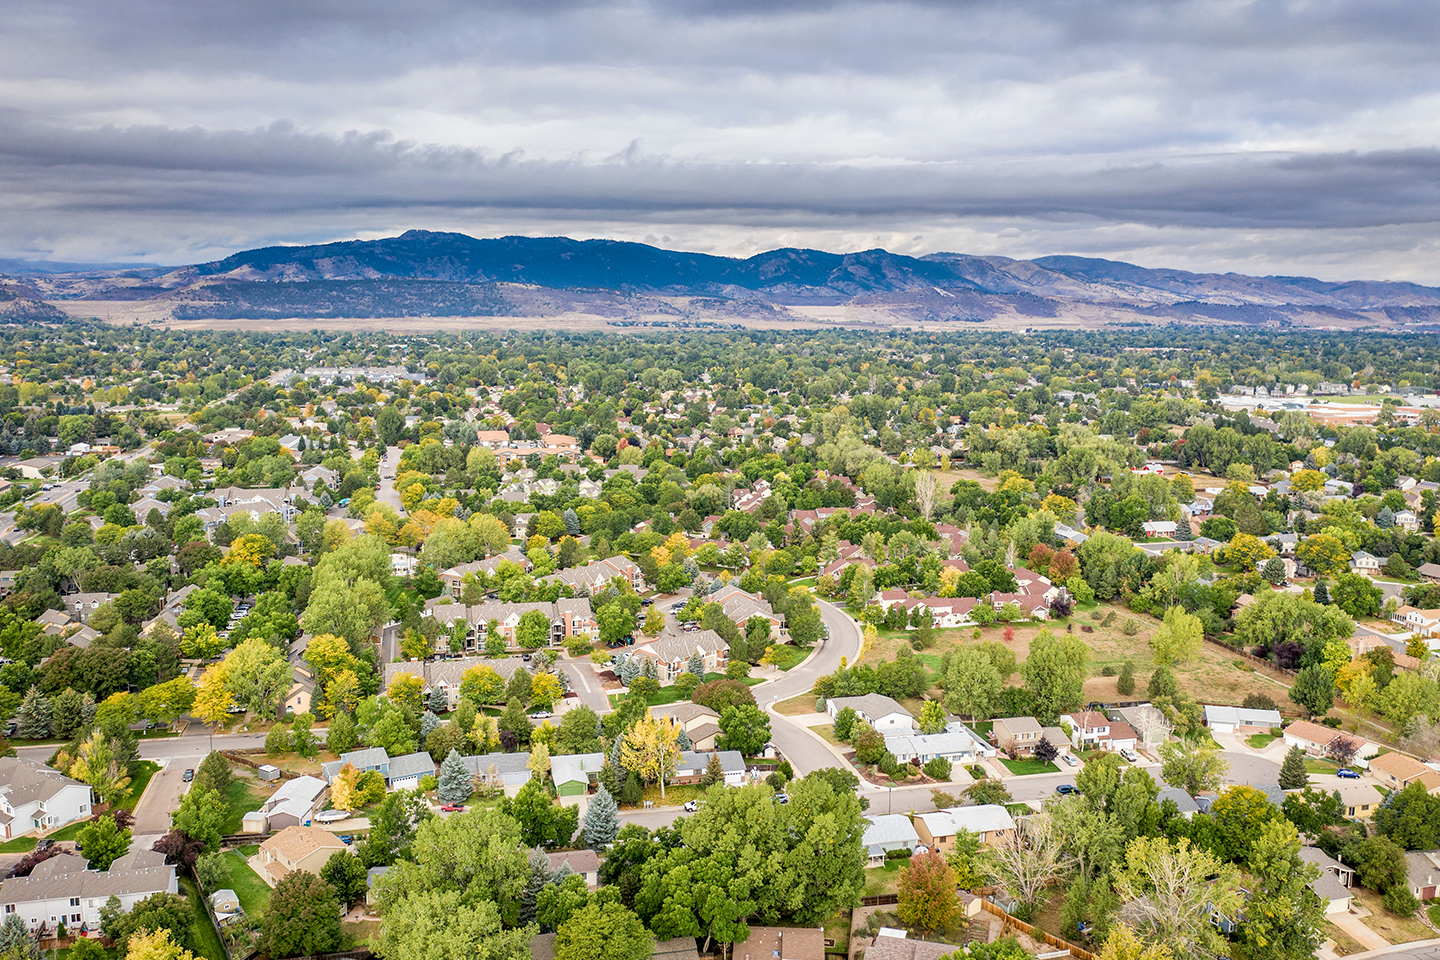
(4, 0, 1440, 281)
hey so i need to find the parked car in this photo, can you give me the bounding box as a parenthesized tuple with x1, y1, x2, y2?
(640, 598, 654, 607)
(339, 835, 354, 844)
(774, 792, 790, 804)
(529, 710, 552, 720)
(182, 769, 194, 782)
(440, 804, 465, 812)
(683, 800, 702, 812)
(1336, 768, 1361, 779)
(1119, 748, 1140, 763)
(1062, 753, 1079, 767)
(1055, 784, 1079, 795)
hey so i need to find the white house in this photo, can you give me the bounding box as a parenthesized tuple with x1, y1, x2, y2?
(1350, 551, 1382, 575)
(884, 730, 988, 767)
(0, 850, 176, 936)
(0, 757, 93, 838)
(241, 775, 328, 833)
(826, 694, 915, 733)
(861, 815, 920, 862)
(1202, 705, 1281, 736)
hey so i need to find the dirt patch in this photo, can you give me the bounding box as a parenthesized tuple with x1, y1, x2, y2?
(775, 693, 820, 715)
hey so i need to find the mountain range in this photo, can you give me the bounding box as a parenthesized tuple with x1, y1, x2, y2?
(6, 230, 1440, 330)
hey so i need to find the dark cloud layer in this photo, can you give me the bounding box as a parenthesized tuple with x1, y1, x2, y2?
(3, 0, 1440, 279)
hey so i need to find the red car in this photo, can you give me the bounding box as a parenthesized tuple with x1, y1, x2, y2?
(440, 804, 465, 813)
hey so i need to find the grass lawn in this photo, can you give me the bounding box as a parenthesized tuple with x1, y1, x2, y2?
(619, 783, 711, 810)
(216, 849, 272, 918)
(179, 873, 227, 960)
(862, 861, 905, 897)
(1000, 757, 1060, 776)
(1429, 902, 1440, 927)
(1246, 733, 1279, 749)
(54, 945, 119, 960)
(970, 721, 993, 735)
(766, 645, 811, 671)
(342, 919, 381, 947)
(48, 820, 89, 842)
(823, 909, 851, 954)
(1323, 920, 1367, 955)
(1354, 887, 1433, 944)
(220, 777, 270, 835)
(813, 724, 843, 747)
(1305, 758, 1343, 775)
(774, 694, 819, 716)
(0, 836, 36, 853)
(117, 761, 161, 812)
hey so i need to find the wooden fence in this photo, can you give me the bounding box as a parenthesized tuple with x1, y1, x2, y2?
(978, 900, 1096, 960)
(223, 749, 304, 780)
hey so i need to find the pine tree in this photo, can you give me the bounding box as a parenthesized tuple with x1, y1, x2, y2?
(688, 653, 705, 677)
(640, 657, 659, 681)
(1313, 580, 1330, 605)
(609, 738, 626, 774)
(702, 753, 724, 786)
(1279, 746, 1310, 790)
(420, 710, 440, 741)
(583, 785, 619, 850)
(16, 687, 51, 740)
(677, 727, 692, 751)
(437, 748, 472, 803)
(518, 846, 554, 925)
(50, 688, 85, 741)
(619, 657, 640, 686)
(563, 508, 581, 537)
(427, 687, 448, 714)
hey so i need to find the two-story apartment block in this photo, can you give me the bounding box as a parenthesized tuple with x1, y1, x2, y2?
(0, 758, 93, 839)
(383, 656, 533, 710)
(422, 598, 596, 648)
(0, 850, 176, 936)
(540, 556, 645, 595)
(631, 630, 729, 682)
(438, 549, 532, 596)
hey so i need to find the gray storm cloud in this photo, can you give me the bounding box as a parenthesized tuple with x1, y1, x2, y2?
(4, 0, 1440, 279)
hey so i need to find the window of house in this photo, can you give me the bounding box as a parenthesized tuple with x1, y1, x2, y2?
(3, 906, 12, 914)
(70, 898, 79, 906)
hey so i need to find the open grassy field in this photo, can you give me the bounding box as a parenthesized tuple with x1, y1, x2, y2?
(220, 775, 273, 835)
(1354, 886, 1434, 943)
(216, 847, 272, 918)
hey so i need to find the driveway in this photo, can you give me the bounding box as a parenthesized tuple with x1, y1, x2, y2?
(1328, 908, 1391, 952)
(131, 760, 188, 836)
(375, 444, 406, 515)
(559, 660, 612, 716)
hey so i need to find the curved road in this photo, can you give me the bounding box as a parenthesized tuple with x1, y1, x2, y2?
(756, 600, 863, 778)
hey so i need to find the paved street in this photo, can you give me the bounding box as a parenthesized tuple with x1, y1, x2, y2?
(132, 760, 193, 835)
(560, 659, 611, 715)
(376, 444, 406, 515)
(756, 599, 863, 777)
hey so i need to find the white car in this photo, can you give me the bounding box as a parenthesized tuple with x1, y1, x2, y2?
(1120, 748, 1140, 763)
(1062, 752, 1079, 767)
(529, 710, 552, 720)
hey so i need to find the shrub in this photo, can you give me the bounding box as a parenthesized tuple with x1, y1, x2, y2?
(765, 771, 787, 791)
(417, 774, 438, 792)
(1116, 661, 1136, 695)
(1121, 618, 1140, 636)
(923, 757, 952, 781)
(1383, 885, 1420, 918)
(1242, 692, 1278, 712)
(855, 727, 887, 765)
(879, 753, 902, 777)
(884, 848, 914, 861)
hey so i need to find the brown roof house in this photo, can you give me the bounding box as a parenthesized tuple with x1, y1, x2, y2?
(991, 716, 1043, 756)
(249, 825, 348, 888)
(650, 702, 723, 751)
(1369, 752, 1440, 794)
(733, 926, 825, 960)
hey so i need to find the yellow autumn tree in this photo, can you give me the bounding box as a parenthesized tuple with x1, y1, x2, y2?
(530, 672, 563, 710)
(387, 672, 425, 712)
(222, 533, 275, 568)
(621, 711, 681, 799)
(127, 928, 195, 960)
(191, 666, 235, 726)
(330, 763, 362, 811)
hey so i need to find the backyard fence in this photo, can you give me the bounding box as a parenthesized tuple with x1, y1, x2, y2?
(978, 900, 1095, 960)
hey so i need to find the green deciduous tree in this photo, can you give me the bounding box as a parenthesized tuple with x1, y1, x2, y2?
(258, 871, 345, 959)
(1148, 607, 1202, 666)
(897, 852, 958, 932)
(1158, 738, 1227, 795)
(554, 902, 652, 960)
(1022, 630, 1089, 724)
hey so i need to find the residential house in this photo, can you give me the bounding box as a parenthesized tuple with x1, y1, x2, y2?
(551, 753, 605, 798)
(673, 750, 746, 787)
(1333, 779, 1384, 820)
(649, 703, 722, 751)
(631, 630, 729, 682)
(1157, 787, 1200, 818)
(1350, 551, 1382, 574)
(62, 593, 118, 624)
(732, 927, 825, 960)
(1300, 846, 1356, 888)
(1310, 872, 1354, 915)
(884, 729, 989, 766)
(1282, 720, 1341, 757)
(249, 826, 348, 887)
(1368, 752, 1440, 793)
(385, 752, 437, 790)
(826, 695, 915, 733)
(1061, 711, 1111, 750)
(280, 663, 315, 718)
(1111, 704, 1172, 748)
(1392, 606, 1440, 640)
(1202, 704, 1281, 735)
(991, 716, 1043, 756)
(861, 815, 920, 862)
(439, 549, 531, 595)
(319, 747, 391, 784)
(912, 805, 1016, 854)
(1419, 562, 1440, 582)
(862, 933, 968, 960)
(462, 752, 533, 797)
(0, 850, 176, 936)
(545, 849, 601, 888)
(241, 775, 328, 833)
(1405, 850, 1440, 901)
(1141, 521, 1178, 537)
(0, 757, 93, 839)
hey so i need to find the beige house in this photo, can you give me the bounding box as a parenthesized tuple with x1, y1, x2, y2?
(649, 702, 723, 751)
(1333, 779, 1384, 820)
(1369, 752, 1440, 794)
(249, 825, 348, 887)
(992, 716, 1043, 756)
(732, 926, 825, 960)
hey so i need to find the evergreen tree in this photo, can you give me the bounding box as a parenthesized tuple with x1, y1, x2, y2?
(420, 710, 440, 741)
(677, 727, 692, 751)
(563, 508, 581, 537)
(518, 846, 554, 925)
(50, 688, 86, 740)
(583, 785, 619, 850)
(1313, 580, 1330, 605)
(1279, 746, 1310, 790)
(427, 687, 448, 714)
(1116, 662, 1136, 696)
(16, 687, 51, 740)
(619, 657, 640, 686)
(640, 657, 659, 681)
(688, 653, 705, 677)
(0, 913, 38, 960)
(437, 748, 472, 803)
(193, 751, 232, 797)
